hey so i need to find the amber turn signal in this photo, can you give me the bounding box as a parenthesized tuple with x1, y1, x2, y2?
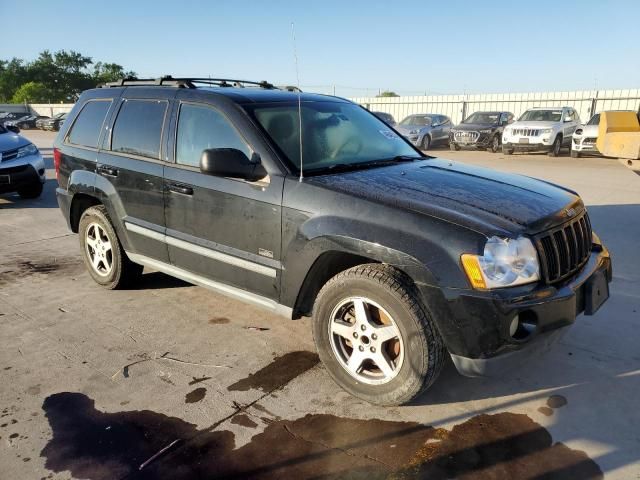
(461, 254, 487, 289)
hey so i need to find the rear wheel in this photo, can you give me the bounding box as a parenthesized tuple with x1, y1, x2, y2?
(312, 264, 445, 406)
(548, 135, 563, 157)
(18, 182, 43, 199)
(421, 135, 431, 151)
(79, 205, 143, 289)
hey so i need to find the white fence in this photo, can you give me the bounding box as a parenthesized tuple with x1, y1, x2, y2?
(350, 89, 640, 125)
(30, 103, 74, 117)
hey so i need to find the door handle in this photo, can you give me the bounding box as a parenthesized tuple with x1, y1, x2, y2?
(98, 165, 118, 177)
(167, 183, 193, 195)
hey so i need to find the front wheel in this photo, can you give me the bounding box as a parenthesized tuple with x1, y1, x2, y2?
(490, 135, 501, 153)
(548, 135, 563, 157)
(312, 264, 445, 406)
(421, 135, 431, 151)
(18, 182, 43, 199)
(79, 205, 143, 289)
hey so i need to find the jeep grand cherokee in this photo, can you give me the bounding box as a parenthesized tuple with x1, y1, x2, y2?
(54, 77, 612, 405)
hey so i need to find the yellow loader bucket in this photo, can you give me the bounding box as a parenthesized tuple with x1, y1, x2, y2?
(597, 111, 640, 160)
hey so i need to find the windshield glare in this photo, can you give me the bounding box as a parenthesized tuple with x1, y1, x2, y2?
(249, 102, 419, 172)
(400, 115, 432, 126)
(518, 110, 562, 122)
(463, 112, 500, 124)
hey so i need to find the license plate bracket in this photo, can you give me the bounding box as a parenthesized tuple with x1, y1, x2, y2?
(584, 269, 609, 315)
(519, 138, 529, 144)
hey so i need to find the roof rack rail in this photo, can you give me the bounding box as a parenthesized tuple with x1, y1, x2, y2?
(99, 76, 291, 91)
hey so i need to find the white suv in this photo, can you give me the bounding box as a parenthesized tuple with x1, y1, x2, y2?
(502, 107, 580, 157)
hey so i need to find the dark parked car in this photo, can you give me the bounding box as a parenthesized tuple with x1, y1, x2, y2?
(41, 112, 68, 131)
(0, 111, 32, 126)
(395, 114, 453, 150)
(54, 77, 612, 405)
(450, 111, 514, 153)
(6, 115, 49, 130)
(372, 111, 396, 126)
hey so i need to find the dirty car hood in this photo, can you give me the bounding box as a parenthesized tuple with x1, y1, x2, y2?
(308, 159, 581, 234)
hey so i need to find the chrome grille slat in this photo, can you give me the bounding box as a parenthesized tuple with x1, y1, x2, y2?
(0, 147, 19, 163)
(535, 211, 592, 284)
(512, 128, 540, 137)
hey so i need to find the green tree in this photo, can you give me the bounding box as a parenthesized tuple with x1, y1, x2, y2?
(376, 91, 400, 98)
(0, 58, 29, 102)
(10, 81, 53, 103)
(92, 62, 136, 85)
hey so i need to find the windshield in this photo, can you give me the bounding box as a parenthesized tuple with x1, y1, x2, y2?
(247, 102, 420, 173)
(587, 114, 600, 125)
(463, 112, 500, 124)
(399, 115, 432, 126)
(518, 110, 562, 122)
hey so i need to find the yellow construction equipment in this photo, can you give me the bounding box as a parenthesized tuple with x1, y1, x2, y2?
(596, 111, 640, 174)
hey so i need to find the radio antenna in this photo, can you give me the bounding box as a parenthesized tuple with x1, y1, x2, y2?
(291, 22, 303, 182)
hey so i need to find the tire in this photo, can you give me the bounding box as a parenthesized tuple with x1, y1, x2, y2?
(502, 145, 514, 155)
(312, 264, 445, 406)
(421, 135, 431, 151)
(548, 135, 562, 157)
(450, 142, 460, 151)
(21, 124, 30, 130)
(490, 135, 501, 153)
(571, 149, 580, 158)
(17, 182, 43, 199)
(78, 205, 143, 289)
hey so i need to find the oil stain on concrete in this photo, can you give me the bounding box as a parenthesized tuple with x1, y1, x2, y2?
(227, 351, 320, 393)
(40, 392, 602, 480)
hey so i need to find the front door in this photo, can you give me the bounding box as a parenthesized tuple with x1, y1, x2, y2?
(163, 100, 282, 299)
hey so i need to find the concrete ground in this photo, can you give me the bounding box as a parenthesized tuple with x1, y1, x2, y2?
(1, 130, 638, 479)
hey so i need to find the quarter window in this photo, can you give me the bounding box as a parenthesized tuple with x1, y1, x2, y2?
(111, 99, 167, 159)
(67, 100, 112, 148)
(176, 103, 251, 168)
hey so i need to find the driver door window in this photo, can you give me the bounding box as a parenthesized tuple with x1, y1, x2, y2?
(176, 103, 251, 168)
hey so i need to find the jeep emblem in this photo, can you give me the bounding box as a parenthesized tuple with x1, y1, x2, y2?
(565, 208, 576, 218)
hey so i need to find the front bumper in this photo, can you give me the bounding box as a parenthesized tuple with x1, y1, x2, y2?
(572, 137, 598, 153)
(0, 153, 46, 194)
(450, 132, 494, 148)
(418, 240, 612, 377)
(503, 141, 553, 152)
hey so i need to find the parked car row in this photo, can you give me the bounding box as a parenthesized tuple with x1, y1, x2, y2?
(382, 106, 629, 158)
(0, 111, 69, 132)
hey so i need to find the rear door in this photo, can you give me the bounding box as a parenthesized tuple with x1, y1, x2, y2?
(163, 94, 283, 300)
(97, 89, 174, 261)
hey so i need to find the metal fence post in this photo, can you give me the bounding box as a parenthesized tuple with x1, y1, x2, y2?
(461, 101, 467, 122)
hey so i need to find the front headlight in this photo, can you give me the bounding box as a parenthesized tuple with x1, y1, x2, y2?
(16, 143, 39, 158)
(479, 129, 492, 133)
(409, 129, 419, 135)
(540, 128, 552, 134)
(461, 236, 540, 289)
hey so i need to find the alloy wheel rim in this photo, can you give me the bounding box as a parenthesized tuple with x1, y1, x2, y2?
(85, 223, 113, 277)
(328, 297, 404, 385)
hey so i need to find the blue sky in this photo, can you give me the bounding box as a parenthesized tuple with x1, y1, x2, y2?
(3, 0, 640, 97)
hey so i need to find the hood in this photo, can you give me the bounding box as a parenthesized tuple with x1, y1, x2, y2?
(396, 124, 430, 135)
(307, 158, 580, 235)
(508, 121, 559, 129)
(453, 123, 497, 131)
(0, 131, 30, 152)
(575, 124, 598, 136)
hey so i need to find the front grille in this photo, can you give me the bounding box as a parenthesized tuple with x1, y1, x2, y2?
(583, 137, 597, 144)
(535, 211, 592, 284)
(512, 128, 540, 137)
(454, 131, 480, 143)
(0, 147, 19, 163)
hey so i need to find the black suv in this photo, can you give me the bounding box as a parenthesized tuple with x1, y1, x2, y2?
(54, 77, 612, 405)
(450, 111, 514, 152)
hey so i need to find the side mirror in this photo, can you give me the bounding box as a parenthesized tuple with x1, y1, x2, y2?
(6, 125, 20, 134)
(200, 148, 267, 182)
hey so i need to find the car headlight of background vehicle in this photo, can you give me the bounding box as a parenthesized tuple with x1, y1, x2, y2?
(540, 128, 553, 134)
(479, 129, 492, 133)
(15, 143, 39, 158)
(461, 236, 540, 289)
(409, 129, 420, 135)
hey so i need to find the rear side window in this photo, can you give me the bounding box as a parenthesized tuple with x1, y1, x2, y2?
(111, 99, 167, 159)
(175, 103, 251, 167)
(67, 100, 112, 148)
